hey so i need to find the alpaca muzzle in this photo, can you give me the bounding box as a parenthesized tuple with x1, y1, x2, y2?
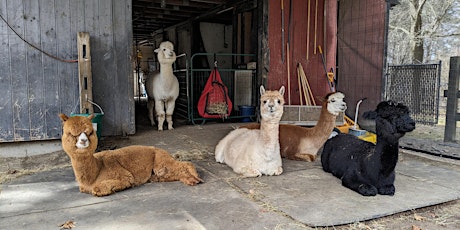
(76, 132, 90, 149)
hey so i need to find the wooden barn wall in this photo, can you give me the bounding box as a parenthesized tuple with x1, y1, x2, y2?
(0, 0, 134, 142)
(267, 0, 337, 105)
(337, 0, 387, 118)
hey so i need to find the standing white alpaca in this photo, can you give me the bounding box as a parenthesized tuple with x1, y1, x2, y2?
(215, 85, 285, 177)
(145, 41, 179, 131)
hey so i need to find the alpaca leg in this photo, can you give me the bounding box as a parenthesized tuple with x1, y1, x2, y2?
(341, 171, 377, 196)
(92, 179, 133, 196)
(290, 153, 317, 162)
(165, 100, 176, 130)
(240, 167, 262, 177)
(378, 184, 395, 196)
(155, 100, 165, 131)
(147, 99, 156, 126)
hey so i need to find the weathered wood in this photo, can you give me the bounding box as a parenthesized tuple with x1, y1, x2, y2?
(77, 32, 94, 114)
(24, 0, 45, 140)
(9, 0, 29, 141)
(444, 56, 460, 142)
(0, 0, 137, 142)
(0, 0, 13, 141)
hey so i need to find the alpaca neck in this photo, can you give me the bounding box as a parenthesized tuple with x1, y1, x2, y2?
(70, 152, 102, 184)
(260, 120, 280, 148)
(159, 63, 173, 75)
(311, 103, 336, 140)
(376, 136, 400, 176)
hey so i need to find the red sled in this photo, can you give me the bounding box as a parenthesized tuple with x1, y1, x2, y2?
(197, 68, 232, 118)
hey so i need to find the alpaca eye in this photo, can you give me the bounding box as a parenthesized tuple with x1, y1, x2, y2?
(263, 100, 267, 104)
(331, 99, 336, 103)
(277, 100, 281, 103)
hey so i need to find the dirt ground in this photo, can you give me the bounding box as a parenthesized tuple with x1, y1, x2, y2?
(1, 116, 460, 229)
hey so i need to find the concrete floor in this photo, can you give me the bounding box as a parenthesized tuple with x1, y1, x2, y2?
(2, 119, 460, 229)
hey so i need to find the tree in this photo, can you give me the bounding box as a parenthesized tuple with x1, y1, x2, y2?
(388, 0, 459, 64)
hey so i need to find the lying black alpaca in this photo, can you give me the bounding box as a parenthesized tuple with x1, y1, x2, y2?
(321, 100, 415, 196)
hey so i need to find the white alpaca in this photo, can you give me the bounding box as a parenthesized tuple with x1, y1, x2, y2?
(215, 85, 285, 177)
(145, 41, 179, 131)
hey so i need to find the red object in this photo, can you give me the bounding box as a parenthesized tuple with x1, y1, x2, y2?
(197, 68, 232, 118)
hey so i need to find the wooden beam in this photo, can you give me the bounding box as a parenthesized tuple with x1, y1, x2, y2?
(444, 56, 460, 142)
(77, 32, 94, 114)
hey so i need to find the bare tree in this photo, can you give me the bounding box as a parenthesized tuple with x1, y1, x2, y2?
(388, 0, 458, 64)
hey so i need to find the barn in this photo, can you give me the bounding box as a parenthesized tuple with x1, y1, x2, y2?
(0, 0, 392, 143)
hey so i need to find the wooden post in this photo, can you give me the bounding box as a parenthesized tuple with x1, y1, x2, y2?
(77, 32, 94, 114)
(444, 56, 460, 142)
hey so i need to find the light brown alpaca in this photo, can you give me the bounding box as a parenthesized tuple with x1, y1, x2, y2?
(241, 92, 347, 162)
(58, 114, 202, 196)
(215, 85, 285, 177)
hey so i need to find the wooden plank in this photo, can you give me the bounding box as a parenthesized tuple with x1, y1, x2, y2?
(444, 56, 460, 142)
(0, 0, 14, 141)
(77, 32, 93, 114)
(8, 1, 30, 141)
(40, 0, 61, 139)
(56, 0, 78, 117)
(113, 0, 136, 135)
(24, 0, 46, 140)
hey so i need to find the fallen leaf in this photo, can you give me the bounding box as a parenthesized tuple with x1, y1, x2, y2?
(414, 213, 426, 221)
(59, 220, 76, 229)
(412, 225, 422, 230)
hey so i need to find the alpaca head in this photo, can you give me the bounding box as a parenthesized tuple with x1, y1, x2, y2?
(154, 41, 176, 64)
(375, 101, 415, 139)
(259, 85, 285, 122)
(325, 92, 347, 116)
(58, 114, 98, 155)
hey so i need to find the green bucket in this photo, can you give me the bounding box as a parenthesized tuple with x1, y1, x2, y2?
(71, 100, 104, 138)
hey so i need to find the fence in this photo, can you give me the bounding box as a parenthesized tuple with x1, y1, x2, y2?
(385, 62, 441, 125)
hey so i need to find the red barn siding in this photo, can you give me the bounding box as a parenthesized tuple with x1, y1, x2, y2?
(337, 0, 387, 118)
(267, 0, 337, 105)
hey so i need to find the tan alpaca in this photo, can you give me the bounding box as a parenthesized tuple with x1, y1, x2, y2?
(241, 92, 347, 162)
(58, 114, 202, 196)
(215, 85, 285, 177)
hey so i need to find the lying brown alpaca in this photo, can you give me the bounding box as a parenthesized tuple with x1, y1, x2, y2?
(58, 114, 203, 196)
(241, 92, 347, 162)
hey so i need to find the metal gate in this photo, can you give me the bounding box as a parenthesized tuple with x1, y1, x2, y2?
(385, 62, 441, 125)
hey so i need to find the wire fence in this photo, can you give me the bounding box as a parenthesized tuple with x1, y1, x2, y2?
(385, 62, 441, 125)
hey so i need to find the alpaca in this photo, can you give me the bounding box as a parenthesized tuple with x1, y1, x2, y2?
(320, 101, 415, 196)
(58, 114, 202, 196)
(241, 92, 347, 162)
(145, 41, 179, 131)
(215, 85, 285, 177)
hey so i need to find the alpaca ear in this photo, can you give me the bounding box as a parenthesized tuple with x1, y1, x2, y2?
(58, 113, 69, 122)
(87, 114, 95, 120)
(154, 48, 160, 53)
(279, 86, 285, 96)
(260, 85, 266, 95)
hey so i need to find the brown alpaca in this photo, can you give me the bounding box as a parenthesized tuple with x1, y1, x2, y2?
(58, 114, 202, 196)
(241, 92, 347, 162)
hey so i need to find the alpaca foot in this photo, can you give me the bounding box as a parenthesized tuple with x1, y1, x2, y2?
(180, 175, 204, 186)
(356, 183, 378, 196)
(292, 153, 316, 162)
(378, 184, 395, 196)
(274, 166, 283, 175)
(92, 185, 114, 196)
(242, 168, 262, 177)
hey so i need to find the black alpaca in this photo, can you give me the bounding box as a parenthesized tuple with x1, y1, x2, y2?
(321, 101, 415, 196)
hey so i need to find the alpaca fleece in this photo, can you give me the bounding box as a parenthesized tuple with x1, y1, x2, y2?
(145, 41, 179, 130)
(59, 114, 202, 196)
(241, 92, 347, 161)
(321, 101, 415, 196)
(215, 86, 285, 177)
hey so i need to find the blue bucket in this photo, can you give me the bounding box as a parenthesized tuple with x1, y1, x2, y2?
(239, 105, 255, 122)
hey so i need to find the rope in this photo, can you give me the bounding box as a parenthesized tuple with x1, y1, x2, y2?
(0, 13, 78, 63)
